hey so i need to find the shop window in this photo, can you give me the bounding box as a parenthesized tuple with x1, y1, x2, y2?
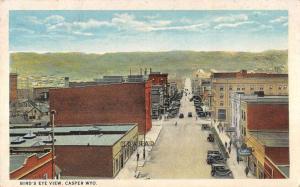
(218, 109, 226, 120)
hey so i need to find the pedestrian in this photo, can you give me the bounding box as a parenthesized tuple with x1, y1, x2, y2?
(237, 155, 240, 165)
(228, 146, 231, 154)
(225, 142, 227, 149)
(229, 139, 232, 147)
(245, 166, 249, 177)
(221, 125, 224, 133)
(136, 152, 140, 161)
(175, 121, 177, 126)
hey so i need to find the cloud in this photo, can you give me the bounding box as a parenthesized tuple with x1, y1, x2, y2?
(72, 31, 94, 36)
(72, 19, 112, 30)
(250, 24, 273, 32)
(214, 14, 248, 23)
(45, 15, 65, 24)
(26, 16, 43, 24)
(282, 22, 288, 27)
(270, 16, 288, 24)
(214, 21, 254, 30)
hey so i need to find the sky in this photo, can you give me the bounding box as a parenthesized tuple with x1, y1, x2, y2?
(9, 10, 288, 53)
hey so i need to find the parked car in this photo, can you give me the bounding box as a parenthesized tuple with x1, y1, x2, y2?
(188, 112, 192, 117)
(211, 164, 233, 177)
(201, 124, 211, 130)
(207, 155, 227, 165)
(207, 134, 214, 142)
(207, 150, 222, 158)
(179, 113, 184, 118)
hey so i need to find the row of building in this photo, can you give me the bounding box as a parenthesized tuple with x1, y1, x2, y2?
(192, 69, 289, 179)
(9, 69, 178, 179)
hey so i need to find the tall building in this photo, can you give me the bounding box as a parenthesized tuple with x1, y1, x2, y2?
(49, 82, 152, 134)
(211, 70, 288, 124)
(238, 96, 289, 179)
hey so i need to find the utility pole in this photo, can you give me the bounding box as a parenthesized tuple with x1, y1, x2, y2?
(51, 110, 56, 179)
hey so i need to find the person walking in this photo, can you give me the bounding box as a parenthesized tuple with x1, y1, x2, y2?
(237, 155, 240, 165)
(245, 166, 249, 177)
(229, 139, 232, 147)
(228, 146, 231, 154)
(225, 142, 228, 149)
(175, 121, 177, 126)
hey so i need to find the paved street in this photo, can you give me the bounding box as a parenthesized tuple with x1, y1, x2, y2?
(140, 78, 218, 178)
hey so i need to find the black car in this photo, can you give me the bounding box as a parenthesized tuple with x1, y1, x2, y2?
(207, 155, 227, 165)
(211, 164, 233, 177)
(207, 150, 221, 157)
(179, 113, 184, 118)
(188, 112, 192, 117)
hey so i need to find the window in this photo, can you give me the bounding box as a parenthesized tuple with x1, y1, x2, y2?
(218, 109, 226, 120)
(278, 86, 282, 90)
(220, 95, 224, 99)
(220, 87, 224, 91)
(284, 85, 287, 89)
(243, 127, 246, 136)
(116, 159, 119, 171)
(237, 88, 240, 91)
(242, 87, 245, 91)
(220, 102, 224, 106)
(260, 87, 264, 91)
(269, 86, 273, 90)
(244, 112, 246, 121)
(250, 87, 254, 91)
(229, 87, 233, 91)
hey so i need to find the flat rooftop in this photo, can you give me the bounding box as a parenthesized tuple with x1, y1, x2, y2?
(10, 152, 48, 172)
(10, 124, 136, 135)
(249, 131, 289, 147)
(10, 134, 125, 147)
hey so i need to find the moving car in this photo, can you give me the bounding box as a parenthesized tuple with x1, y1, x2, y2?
(179, 113, 184, 118)
(211, 164, 233, 177)
(188, 112, 192, 117)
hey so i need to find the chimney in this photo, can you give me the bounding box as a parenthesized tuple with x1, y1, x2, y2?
(64, 77, 69, 87)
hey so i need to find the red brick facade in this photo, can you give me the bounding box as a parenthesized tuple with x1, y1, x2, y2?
(10, 73, 18, 103)
(264, 157, 287, 179)
(265, 147, 289, 165)
(148, 73, 168, 86)
(247, 103, 289, 130)
(55, 146, 113, 178)
(10, 152, 53, 179)
(49, 82, 152, 134)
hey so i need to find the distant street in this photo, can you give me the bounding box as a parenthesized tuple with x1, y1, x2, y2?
(141, 78, 218, 178)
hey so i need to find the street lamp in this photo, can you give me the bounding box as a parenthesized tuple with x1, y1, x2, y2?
(50, 110, 56, 179)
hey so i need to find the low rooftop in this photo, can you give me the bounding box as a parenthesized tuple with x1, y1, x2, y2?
(10, 124, 136, 136)
(249, 131, 289, 147)
(10, 152, 48, 172)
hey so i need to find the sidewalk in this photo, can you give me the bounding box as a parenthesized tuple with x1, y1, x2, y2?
(213, 121, 255, 179)
(115, 122, 163, 179)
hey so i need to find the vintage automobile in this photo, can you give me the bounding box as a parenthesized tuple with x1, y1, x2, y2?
(211, 164, 233, 177)
(207, 150, 221, 157)
(207, 154, 227, 164)
(201, 124, 211, 130)
(207, 134, 214, 142)
(179, 113, 184, 118)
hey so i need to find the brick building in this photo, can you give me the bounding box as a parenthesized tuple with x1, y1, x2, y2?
(10, 124, 138, 178)
(238, 96, 289, 179)
(211, 70, 288, 124)
(10, 73, 18, 103)
(49, 82, 152, 134)
(10, 151, 54, 179)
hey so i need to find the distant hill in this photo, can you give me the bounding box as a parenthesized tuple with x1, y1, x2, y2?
(10, 50, 288, 80)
